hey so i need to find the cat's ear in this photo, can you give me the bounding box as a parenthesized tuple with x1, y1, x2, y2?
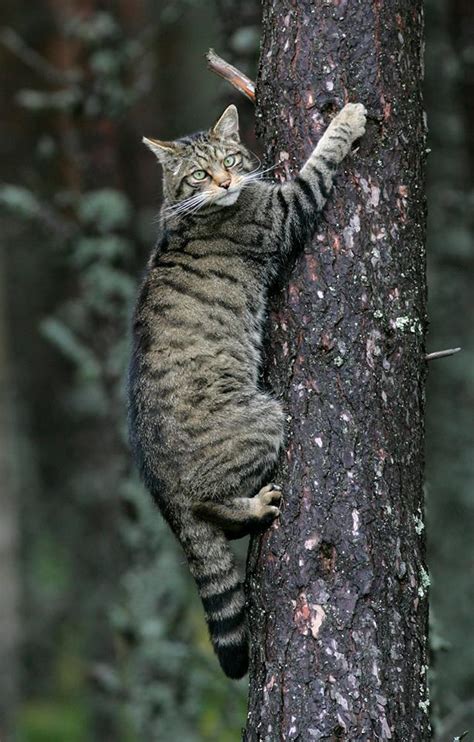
(211, 104, 240, 142)
(142, 137, 181, 164)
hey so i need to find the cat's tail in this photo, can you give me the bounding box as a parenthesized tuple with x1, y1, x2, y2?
(178, 511, 249, 679)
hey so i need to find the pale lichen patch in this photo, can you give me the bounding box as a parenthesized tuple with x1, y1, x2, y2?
(418, 697, 430, 714)
(418, 566, 430, 598)
(393, 315, 422, 334)
(413, 510, 425, 535)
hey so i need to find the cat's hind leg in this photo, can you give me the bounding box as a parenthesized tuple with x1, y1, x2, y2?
(193, 482, 283, 537)
(185, 394, 285, 500)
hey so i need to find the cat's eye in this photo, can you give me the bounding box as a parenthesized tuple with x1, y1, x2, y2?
(223, 155, 236, 168)
(192, 169, 207, 180)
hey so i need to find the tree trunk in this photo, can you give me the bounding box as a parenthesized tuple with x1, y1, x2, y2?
(0, 231, 20, 740)
(245, 1, 429, 740)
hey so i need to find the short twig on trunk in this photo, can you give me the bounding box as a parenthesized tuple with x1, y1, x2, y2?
(206, 48, 255, 102)
(425, 347, 461, 361)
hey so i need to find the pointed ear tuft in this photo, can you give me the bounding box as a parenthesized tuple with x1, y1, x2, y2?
(211, 105, 240, 142)
(142, 137, 180, 164)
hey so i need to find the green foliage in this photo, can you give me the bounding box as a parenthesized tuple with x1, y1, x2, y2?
(228, 26, 260, 55)
(72, 236, 132, 268)
(17, 623, 90, 742)
(77, 190, 132, 233)
(0, 185, 41, 217)
(66, 12, 121, 44)
(8, 4, 247, 740)
(115, 476, 247, 741)
(40, 318, 101, 379)
(28, 533, 71, 598)
(16, 88, 82, 112)
(81, 264, 135, 316)
(17, 701, 88, 742)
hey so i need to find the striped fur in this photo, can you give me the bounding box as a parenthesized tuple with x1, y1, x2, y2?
(128, 103, 366, 678)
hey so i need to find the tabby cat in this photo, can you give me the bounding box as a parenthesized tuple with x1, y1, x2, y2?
(128, 102, 367, 678)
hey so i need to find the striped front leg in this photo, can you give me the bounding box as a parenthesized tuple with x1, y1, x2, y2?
(274, 102, 367, 252)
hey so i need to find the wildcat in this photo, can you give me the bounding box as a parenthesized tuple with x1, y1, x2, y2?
(128, 102, 367, 678)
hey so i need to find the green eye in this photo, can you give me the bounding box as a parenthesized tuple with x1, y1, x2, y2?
(223, 155, 236, 168)
(192, 169, 207, 180)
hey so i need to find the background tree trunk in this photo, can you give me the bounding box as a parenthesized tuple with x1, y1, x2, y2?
(245, 1, 429, 739)
(0, 227, 20, 740)
(425, 0, 474, 735)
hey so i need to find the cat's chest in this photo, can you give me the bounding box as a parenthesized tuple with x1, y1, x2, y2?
(154, 241, 263, 308)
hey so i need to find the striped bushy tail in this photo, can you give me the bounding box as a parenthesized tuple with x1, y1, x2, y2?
(179, 512, 249, 679)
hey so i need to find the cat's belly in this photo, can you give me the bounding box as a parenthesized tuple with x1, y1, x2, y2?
(155, 347, 259, 418)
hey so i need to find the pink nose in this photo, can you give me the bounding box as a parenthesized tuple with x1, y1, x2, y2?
(218, 178, 231, 190)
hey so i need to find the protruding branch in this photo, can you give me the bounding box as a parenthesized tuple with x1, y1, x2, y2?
(206, 48, 255, 102)
(425, 347, 461, 361)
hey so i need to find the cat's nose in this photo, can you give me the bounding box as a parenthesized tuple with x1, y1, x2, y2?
(217, 178, 231, 190)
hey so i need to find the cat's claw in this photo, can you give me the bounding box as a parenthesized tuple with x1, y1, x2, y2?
(246, 483, 283, 527)
(257, 482, 283, 508)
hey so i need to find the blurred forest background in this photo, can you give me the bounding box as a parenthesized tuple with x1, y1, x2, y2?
(0, 0, 472, 740)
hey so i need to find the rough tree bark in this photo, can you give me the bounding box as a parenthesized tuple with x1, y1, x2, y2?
(245, 1, 429, 739)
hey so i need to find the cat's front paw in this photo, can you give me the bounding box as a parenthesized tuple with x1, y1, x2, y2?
(336, 102, 367, 142)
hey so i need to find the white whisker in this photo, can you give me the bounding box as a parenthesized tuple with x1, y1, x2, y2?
(160, 190, 212, 223)
(164, 193, 206, 214)
(164, 196, 205, 215)
(237, 160, 283, 189)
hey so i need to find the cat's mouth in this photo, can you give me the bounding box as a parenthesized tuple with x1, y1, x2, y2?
(214, 187, 242, 206)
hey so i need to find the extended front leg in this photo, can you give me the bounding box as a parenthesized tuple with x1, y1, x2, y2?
(304, 101, 367, 174)
(192, 483, 282, 539)
(272, 102, 367, 252)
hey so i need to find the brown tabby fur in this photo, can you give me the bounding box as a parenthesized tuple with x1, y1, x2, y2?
(128, 103, 367, 678)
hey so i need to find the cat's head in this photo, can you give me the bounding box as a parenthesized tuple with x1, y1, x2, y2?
(143, 105, 256, 213)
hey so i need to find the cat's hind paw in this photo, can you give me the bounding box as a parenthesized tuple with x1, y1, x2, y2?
(250, 483, 282, 528)
(257, 482, 282, 508)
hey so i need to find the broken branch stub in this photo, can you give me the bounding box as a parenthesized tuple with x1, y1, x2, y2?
(206, 48, 255, 103)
